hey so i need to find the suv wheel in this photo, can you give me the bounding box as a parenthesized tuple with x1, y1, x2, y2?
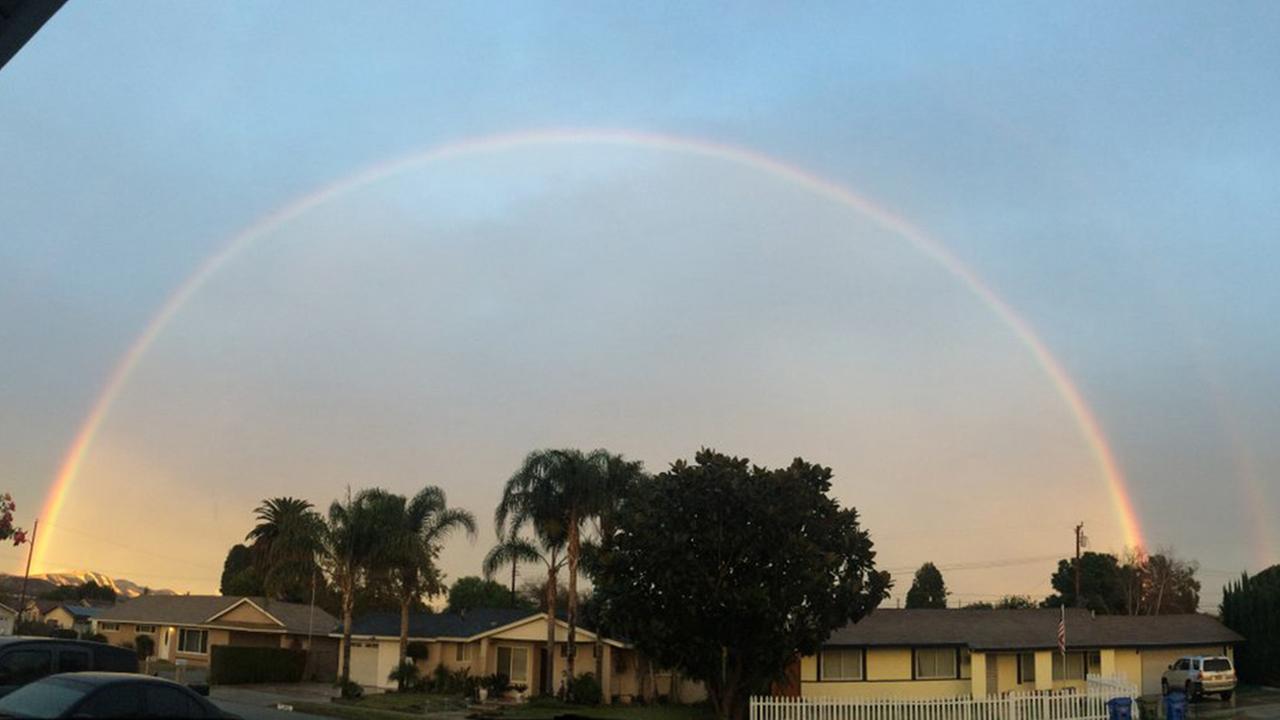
(1161, 680, 1169, 696)
(1185, 681, 1195, 700)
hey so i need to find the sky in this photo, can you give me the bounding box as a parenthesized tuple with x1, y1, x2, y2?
(1, 2, 1277, 610)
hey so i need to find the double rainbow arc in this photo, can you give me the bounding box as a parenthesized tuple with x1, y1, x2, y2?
(34, 129, 1146, 572)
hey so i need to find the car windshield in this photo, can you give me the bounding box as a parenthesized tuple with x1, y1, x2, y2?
(1203, 659, 1231, 672)
(0, 677, 90, 718)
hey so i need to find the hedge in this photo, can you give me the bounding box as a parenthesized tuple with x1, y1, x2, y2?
(210, 646, 307, 685)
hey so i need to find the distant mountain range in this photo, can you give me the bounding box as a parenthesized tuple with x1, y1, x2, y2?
(0, 571, 176, 601)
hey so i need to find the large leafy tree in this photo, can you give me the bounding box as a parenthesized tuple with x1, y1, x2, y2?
(364, 486, 476, 685)
(246, 497, 323, 602)
(483, 531, 566, 693)
(447, 576, 533, 612)
(1046, 549, 1200, 614)
(904, 563, 948, 609)
(595, 450, 890, 720)
(1047, 551, 1125, 613)
(1221, 565, 1280, 685)
(496, 448, 606, 689)
(219, 544, 263, 596)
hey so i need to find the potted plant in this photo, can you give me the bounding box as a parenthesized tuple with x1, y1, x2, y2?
(511, 683, 528, 702)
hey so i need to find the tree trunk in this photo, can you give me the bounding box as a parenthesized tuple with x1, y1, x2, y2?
(511, 560, 517, 604)
(398, 595, 410, 690)
(340, 580, 354, 686)
(566, 515, 580, 688)
(545, 566, 558, 697)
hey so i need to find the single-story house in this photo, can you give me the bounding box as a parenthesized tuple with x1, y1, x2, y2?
(797, 608, 1243, 699)
(0, 602, 16, 635)
(93, 595, 341, 681)
(45, 603, 108, 635)
(20, 599, 61, 624)
(338, 608, 705, 703)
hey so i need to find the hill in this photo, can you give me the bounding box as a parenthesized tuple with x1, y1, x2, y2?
(0, 571, 175, 601)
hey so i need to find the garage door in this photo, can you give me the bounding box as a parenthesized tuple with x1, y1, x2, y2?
(347, 642, 381, 688)
(1140, 646, 1225, 696)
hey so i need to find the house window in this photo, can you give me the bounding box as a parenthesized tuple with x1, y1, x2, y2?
(177, 629, 208, 654)
(1018, 653, 1036, 683)
(1087, 651, 1101, 676)
(455, 643, 473, 662)
(1053, 652, 1086, 681)
(496, 646, 529, 684)
(135, 625, 158, 633)
(959, 649, 972, 679)
(98, 622, 120, 632)
(819, 649, 863, 681)
(559, 645, 595, 658)
(915, 649, 957, 680)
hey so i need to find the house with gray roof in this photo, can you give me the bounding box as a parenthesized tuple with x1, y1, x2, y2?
(797, 608, 1242, 699)
(337, 608, 705, 703)
(92, 595, 340, 680)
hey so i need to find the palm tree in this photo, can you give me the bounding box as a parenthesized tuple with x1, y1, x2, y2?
(246, 497, 322, 601)
(367, 487, 476, 686)
(483, 531, 566, 694)
(496, 448, 619, 693)
(322, 488, 383, 688)
(582, 451, 646, 681)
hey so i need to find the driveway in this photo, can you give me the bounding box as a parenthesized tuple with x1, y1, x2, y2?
(210, 684, 335, 720)
(1174, 687, 1280, 720)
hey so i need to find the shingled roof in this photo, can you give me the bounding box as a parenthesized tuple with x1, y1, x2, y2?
(826, 609, 1243, 650)
(95, 595, 337, 635)
(345, 607, 542, 639)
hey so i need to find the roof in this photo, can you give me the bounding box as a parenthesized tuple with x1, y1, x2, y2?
(346, 607, 539, 639)
(342, 607, 625, 646)
(60, 604, 107, 620)
(94, 595, 338, 635)
(826, 609, 1244, 650)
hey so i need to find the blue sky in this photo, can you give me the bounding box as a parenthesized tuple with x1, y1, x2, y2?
(1, 2, 1277, 605)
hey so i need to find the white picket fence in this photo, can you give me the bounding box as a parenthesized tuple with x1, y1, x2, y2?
(751, 676, 1139, 720)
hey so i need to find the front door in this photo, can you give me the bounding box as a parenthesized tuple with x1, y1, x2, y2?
(986, 655, 1000, 695)
(158, 629, 173, 661)
(538, 648, 549, 695)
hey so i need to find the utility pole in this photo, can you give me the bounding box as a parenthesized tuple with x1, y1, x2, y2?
(1074, 522, 1085, 608)
(16, 519, 38, 627)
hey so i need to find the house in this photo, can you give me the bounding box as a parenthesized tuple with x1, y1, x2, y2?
(44, 603, 108, 634)
(93, 595, 341, 680)
(0, 602, 16, 635)
(338, 608, 705, 703)
(798, 608, 1243, 699)
(20, 599, 61, 624)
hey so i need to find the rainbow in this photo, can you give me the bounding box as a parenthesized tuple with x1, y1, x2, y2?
(34, 129, 1146, 572)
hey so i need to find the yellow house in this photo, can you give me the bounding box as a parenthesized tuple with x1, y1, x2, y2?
(800, 609, 1242, 698)
(92, 595, 341, 680)
(339, 608, 705, 704)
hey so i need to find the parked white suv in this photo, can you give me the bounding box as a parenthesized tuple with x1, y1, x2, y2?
(1161, 656, 1236, 700)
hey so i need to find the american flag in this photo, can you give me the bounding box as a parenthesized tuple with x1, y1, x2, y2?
(1057, 606, 1067, 656)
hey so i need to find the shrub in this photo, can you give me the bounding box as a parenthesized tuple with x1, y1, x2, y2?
(339, 680, 363, 699)
(388, 661, 420, 691)
(133, 634, 156, 659)
(209, 646, 306, 685)
(81, 632, 108, 644)
(406, 641, 430, 661)
(483, 673, 510, 696)
(569, 673, 602, 705)
(52, 629, 78, 639)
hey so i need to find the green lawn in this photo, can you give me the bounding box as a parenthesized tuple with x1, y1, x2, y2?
(291, 695, 712, 720)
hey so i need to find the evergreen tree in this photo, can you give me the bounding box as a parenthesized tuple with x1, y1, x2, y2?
(905, 563, 948, 609)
